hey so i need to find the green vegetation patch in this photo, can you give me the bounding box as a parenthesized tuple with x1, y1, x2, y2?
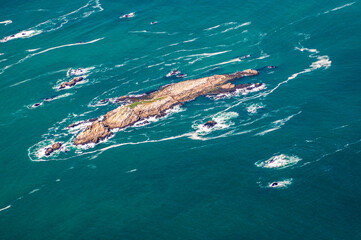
(128, 97, 164, 109)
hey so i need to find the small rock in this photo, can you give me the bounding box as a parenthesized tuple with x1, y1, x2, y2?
(52, 142, 62, 150)
(176, 74, 187, 78)
(240, 54, 251, 59)
(60, 82, 68, 89)
(45, 148, 53, 156)
(32, 103, 42, 108)
(45, 142, 62, 156)
(59, 77, 84, 89)
(204, 120, 217, 128)
(271, 182, 278, 187)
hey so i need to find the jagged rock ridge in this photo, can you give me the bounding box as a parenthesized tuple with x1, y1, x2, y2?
(73, 69, 259, 145)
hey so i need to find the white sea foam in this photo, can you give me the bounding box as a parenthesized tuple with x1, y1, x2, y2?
(209, 22, 251, 35)
(50, 93, 73, 101)
(66, 120, 93, 134)
(267, 179, 293, 188)
(164, 105, 185, 115)
(255, 111, 302, 136)
(126, 169, 137, 173)
(35, 38, 103, 58)
(120, 12, 135, 18)
(66, 66, 95, 77)
(211, 83, 266, 100)
(29, 138, 69, 159)
(0, 30, 42, 42)
(0, 38, 103, 75)
(133, 105, 185, 127)
(28, 92, 73, 109)
(183, 50, 230, 59)
(183, 38, 197, 43)
(133, 116, 159, 127)
(295, 47, 319, 53)
(331, 2, 355, 11)
(247, 103, 264, 114)
(26, 48, 40, 52)
(323, 2, 355, 14)
(191, 112, 238, 139)
(255, 154, 301, 169)
(129, 30, 170, 35)
(218, 21, 251, 33)
(0, 205, 11, 212)
(29, 131, 193, 162)
(0, 20, 12, 25)
(310, 55, 331, 69)
(261, 47, 331, 98)
(147, 62, 164, 68)
(248, 51, 270, 62)
(29, 188, 40, 194)
(204, 24, 221, 31)
(194, 58, 241, 71)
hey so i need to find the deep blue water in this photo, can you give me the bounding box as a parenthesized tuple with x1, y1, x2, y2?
(0, 0, 361, 239)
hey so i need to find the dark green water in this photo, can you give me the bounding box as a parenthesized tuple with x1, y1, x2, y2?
(0, 0, 361, 239)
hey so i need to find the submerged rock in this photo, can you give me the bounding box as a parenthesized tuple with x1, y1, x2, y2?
(271, 182, 278, 187)
(204, 120, 217, 128)
(59, 77, 84, 89)
(72, 69, 259, 145)
(67, 118, 98, 129)
(166, 69, 181, 77)
(32, 102, 43, 108)
(45, 142, 62, 156)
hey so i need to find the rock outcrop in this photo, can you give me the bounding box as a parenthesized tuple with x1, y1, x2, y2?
(204, 120, 217, 128)
(59, 77, 84, 89)
(74, 121, 112, 145)
(45, 142, 62, 156)
(73, 69, 259, 145)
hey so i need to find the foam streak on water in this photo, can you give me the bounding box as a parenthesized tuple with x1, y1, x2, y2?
(0, 0, 103, 43)
(0, 38, 103, 75)
(255, 111, 302, 136)
(262, 46, 331, 97)
(0, 20, 12, 25)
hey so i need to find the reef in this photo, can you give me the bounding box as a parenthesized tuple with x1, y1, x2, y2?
(45, 142, 62, 156)
(73, 69, 259, 145)
(59, 76, 84, 89)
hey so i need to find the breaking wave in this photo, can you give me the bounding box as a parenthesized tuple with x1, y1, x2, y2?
(255, 154, 301, 169)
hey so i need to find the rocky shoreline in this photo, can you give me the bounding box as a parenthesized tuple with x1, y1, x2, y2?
(73, 69, 259, 145)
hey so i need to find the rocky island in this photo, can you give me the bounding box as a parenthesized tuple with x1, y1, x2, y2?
(59, 76, 84, 89)
(73, 69, 260, 145)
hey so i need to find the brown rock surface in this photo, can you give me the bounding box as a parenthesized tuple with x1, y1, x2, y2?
(73, 70, 259, 145)
(45, 142, 62, 156)
(59, 77, 84, 89)
(73, 121, 112, 145)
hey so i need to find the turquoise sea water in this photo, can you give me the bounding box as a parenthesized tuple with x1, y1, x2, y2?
(1, 0, 361, 239)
